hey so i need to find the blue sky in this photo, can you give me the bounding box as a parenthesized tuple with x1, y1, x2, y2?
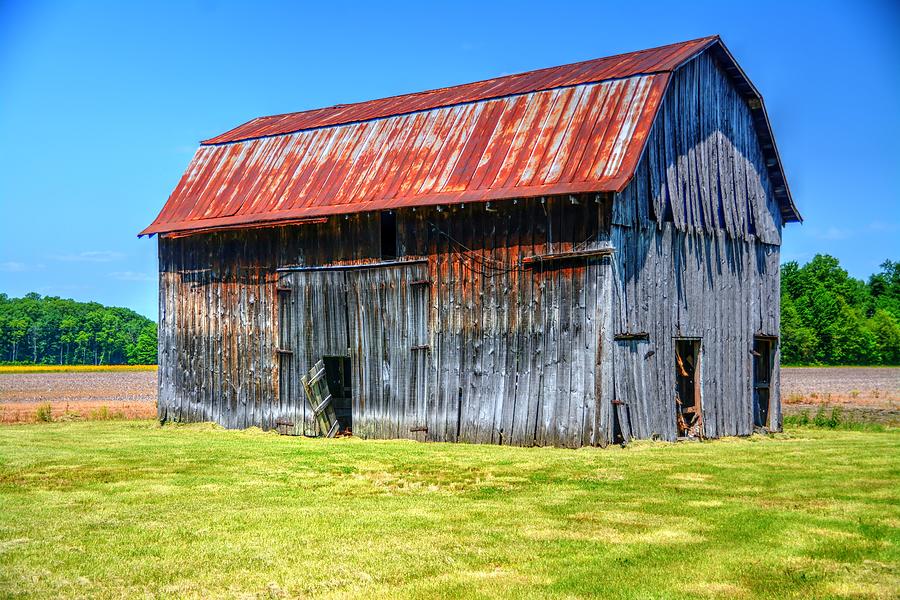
(1, 0, 898, 319)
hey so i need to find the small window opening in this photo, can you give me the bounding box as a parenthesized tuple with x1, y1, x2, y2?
(674, 339, 702, 438)
(276, 288, 292, 349)
(323, 356, 352, 433)
(380, 211, 397, 259)
(753, 338, 774, 428)
(646, 170, 657, 223)
(747, 199, 757, 236)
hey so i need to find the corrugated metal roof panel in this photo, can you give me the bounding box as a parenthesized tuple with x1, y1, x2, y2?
(144, 74, 667, 235)
(203, 36, 716, 144)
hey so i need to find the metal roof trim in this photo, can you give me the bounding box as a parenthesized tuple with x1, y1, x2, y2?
(704, 40, 801, 223)
(139, 179, 627, 237)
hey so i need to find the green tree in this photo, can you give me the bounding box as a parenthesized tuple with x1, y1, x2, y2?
(780, 293, 817, 364)
(0, 294, 156, 365)
(130, 323, 158, 365)
(869, 260, 900, 320)
(780, 254, 898, 365)
(867, 309, 900, 365)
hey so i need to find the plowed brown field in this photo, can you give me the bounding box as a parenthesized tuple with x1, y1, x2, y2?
(0, 370, 156, 423)
(781, 366, 899, 425)
(1, 367, 897, 424)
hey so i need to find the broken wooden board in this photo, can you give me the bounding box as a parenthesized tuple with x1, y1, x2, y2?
(301, 360, 340, 438)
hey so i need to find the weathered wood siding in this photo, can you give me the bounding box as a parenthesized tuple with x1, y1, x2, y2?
(157, 215, 380, 430)
(399, 197, 614, 447)
(158, 197, 615, 447)
(274, 263, 430, 438)
(607, 51, 783, 441)
(613, 52, 783, 244)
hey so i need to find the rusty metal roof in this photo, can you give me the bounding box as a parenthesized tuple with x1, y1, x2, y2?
(142, 36, 798, 236)
(204, 36, 716, 145)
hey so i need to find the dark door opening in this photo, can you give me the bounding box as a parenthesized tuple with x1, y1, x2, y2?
(323, 356, 352, 433)
(675, 339, 702, 438)
(753, 338, 774, 428)
(380, 211, 397, 259)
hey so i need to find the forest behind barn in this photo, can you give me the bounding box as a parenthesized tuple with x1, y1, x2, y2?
(781, 256, 900, 365)
(0, 293, 157, 365)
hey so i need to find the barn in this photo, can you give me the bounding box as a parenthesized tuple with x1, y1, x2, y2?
(141, 35, 801, 447)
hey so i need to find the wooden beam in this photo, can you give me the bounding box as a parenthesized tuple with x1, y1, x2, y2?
(522, 247, 614, 266)
(276, 258, 428, 273)
(614, 332, 649, 341)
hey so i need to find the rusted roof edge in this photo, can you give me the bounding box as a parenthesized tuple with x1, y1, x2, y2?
(138, 181, 619, 237)
(148, 217, 329, 239)
(610, 72, 676, 195)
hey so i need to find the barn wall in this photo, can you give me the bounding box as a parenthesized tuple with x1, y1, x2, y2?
(158, 196, 617, 447)
(157, 214, 381, 430)
(609, 226, 781, 441)
(608, 50, 783, 441)
(612, 51, 784, 245)
(397, 196, 615, 447)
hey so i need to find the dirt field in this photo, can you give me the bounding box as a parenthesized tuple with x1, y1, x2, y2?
(0, 370, 157, 423)
(781, 366, 899, 425)
(1, 366, 897, 425)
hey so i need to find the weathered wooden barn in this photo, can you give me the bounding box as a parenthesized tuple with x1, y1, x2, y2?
(141, 36, 801, 447)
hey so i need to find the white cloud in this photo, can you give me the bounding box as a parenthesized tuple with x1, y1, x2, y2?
(0, 261, 28, 272)
(53, 250, 125, 263)
(109, 271, 154, 282)
(805, 226, 854, 241)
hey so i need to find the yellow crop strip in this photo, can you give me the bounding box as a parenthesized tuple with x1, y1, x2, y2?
(0, 365, 158, 374)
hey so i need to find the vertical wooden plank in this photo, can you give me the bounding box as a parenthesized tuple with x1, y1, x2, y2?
(499, 200, 523, 445)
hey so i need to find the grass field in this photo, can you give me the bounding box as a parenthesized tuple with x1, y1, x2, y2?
(0, 422, 897, 599)
(0, 365, 157, 374)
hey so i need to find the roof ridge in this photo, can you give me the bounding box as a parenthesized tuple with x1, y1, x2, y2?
(240, 35, 719, 125)
(202, 35, 719, 145)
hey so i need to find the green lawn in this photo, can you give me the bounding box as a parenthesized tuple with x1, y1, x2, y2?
(0, 422, 897, 599)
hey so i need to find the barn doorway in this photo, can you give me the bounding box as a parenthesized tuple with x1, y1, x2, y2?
(276, 261, 429, 439)
(323, 355, 352, 433)
(753, 337, 774, 428)
(674, 339, 702, 438)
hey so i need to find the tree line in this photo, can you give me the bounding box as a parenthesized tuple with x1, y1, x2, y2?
(781, 256, 899, 365)
(0, 254, 897, 367)
(0, 293, 157, 365)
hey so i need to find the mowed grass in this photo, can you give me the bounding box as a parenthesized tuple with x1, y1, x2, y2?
(0, 365, 157, 374)
(0, 423, 897, 599)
